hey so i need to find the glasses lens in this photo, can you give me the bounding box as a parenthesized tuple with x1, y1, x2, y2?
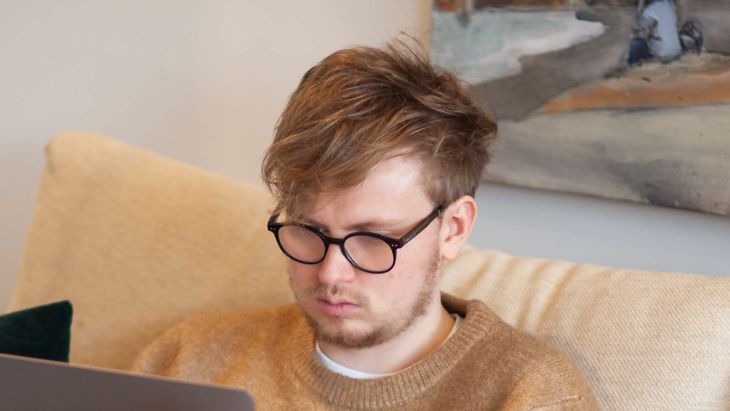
(278, 225, 326, 263)
(344, 235, 394, 273)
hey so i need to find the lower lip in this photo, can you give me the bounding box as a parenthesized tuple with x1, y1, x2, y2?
(316, 299, 360, 316)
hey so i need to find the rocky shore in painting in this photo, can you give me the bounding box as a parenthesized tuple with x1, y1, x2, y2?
(542, 54, 730, 111)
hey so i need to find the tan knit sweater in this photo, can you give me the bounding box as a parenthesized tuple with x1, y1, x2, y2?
(131, 294, 600, 410)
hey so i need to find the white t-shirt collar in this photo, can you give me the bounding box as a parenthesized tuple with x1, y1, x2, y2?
(314, 314, 462, 379)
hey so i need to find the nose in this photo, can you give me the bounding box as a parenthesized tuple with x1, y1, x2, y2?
(317, 243, 357, 286)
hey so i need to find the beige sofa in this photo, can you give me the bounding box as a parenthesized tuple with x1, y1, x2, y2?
(9, 131, 730, 410)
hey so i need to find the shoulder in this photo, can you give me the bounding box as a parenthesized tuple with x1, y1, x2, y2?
(175, 303, 303, 337)
(129, 303, 305, 377)
(503, 332, 599, 409)
(461, 300, 601, 409)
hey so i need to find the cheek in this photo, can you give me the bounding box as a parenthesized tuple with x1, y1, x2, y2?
(289, 262, 318, 288)
(368, 263, 420, 306)
(373, 236, 440, 302)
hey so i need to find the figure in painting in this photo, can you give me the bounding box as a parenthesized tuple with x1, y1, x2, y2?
(678, 18, 703, 55)
(628, 0, 682, 65)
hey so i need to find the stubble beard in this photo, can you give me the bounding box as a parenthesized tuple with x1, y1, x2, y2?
(292, 251, 442, 350)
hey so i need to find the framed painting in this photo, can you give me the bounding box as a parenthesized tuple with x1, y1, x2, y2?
(432, 0, 730, 215)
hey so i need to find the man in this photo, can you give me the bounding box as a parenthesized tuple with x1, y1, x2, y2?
(132, 42, 600, 410)
(628, 0, 681, 65)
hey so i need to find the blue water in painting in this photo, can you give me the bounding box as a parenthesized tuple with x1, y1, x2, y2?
(432, 10, 605, 85)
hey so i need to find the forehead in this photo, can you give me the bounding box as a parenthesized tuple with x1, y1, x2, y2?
(297, 154, 432, 225)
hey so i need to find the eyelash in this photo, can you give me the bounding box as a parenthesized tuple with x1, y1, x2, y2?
(306, 224, 392, 237)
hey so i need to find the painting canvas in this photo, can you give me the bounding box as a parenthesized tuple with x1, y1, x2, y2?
(432, 0, 730, 215)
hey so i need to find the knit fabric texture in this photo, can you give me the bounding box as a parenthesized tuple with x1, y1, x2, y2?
(131, 293, 600, 410)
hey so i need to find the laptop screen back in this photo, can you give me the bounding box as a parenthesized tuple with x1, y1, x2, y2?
(0, 354, 254, 411)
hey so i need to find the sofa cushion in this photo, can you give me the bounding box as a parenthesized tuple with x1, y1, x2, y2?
(9, 131, 292, 370)
(441, 246, 730, 411)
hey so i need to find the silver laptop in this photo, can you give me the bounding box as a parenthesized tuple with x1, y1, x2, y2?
(0, 353, 254, 411)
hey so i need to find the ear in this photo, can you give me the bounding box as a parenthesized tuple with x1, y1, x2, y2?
(439, 196, 477, 261)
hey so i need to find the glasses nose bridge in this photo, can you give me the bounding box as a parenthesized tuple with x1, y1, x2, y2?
(318, 233, 354, 269)
(321, 233, 347, 255)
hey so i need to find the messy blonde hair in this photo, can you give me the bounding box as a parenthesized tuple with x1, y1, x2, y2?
(262, 41, 497, 215)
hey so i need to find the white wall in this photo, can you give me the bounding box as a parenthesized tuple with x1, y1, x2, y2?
(473, 183, 730, 276)
(0, 0, 431, 309)
(2, 1, 728, 310)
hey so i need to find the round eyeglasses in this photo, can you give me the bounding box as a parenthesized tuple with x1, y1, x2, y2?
(267, 206, 443, 274)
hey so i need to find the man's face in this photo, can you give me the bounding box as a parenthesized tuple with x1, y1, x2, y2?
(288, 154, 443, 350)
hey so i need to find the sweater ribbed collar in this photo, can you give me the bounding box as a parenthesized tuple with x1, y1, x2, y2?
(288, 293, 499, 409)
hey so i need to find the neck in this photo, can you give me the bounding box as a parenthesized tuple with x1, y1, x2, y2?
(318, 293, 455, 374)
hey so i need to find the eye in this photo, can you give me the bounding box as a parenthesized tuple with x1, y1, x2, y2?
(301, 222, 326, 234)
(370, 230, 394, 237)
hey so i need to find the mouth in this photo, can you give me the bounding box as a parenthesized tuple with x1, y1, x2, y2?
(315, 297, 360, 317)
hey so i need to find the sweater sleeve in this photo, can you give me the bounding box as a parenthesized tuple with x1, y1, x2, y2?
(128, 321, 184, 376)
(127, 307, 276, 381)
(504, 349, 602, 411)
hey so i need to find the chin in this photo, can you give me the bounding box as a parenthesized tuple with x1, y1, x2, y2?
(318, 327, 385, 350)
(305, 313, 381, 349)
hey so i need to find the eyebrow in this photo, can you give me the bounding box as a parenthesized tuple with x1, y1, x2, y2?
(298, 216, 404, 234)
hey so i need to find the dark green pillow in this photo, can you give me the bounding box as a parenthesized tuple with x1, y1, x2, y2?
(0, 300, 72, 362)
